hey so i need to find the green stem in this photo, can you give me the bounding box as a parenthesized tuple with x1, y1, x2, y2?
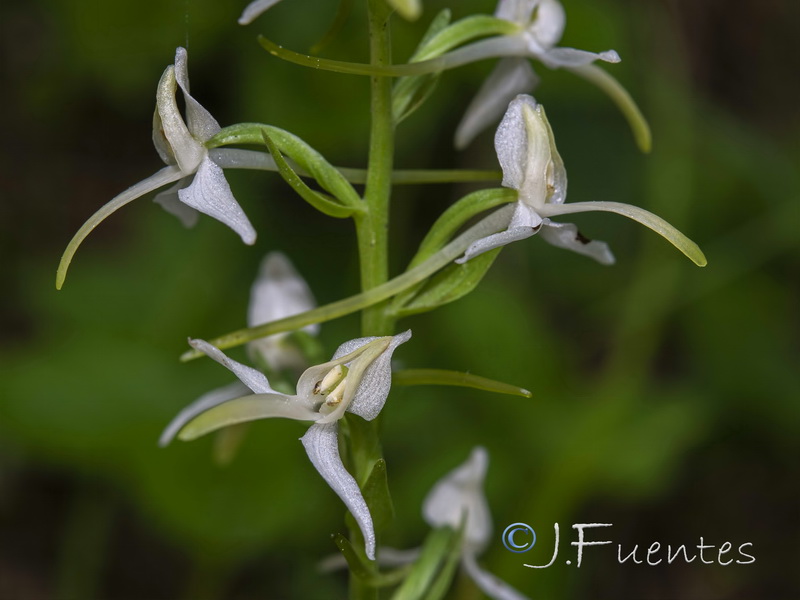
(358, 0, 395, 338)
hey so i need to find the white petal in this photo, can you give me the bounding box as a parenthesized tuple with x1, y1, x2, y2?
(455, 58, 538, 150)
(494, 96, 551, 207)
(456, 202, 542, 263)
(177, 392, 319, 441)
(539, 221, 615, 265)
(538, 47, 620, 69)
(247, 252, 319, 370)
(155, 65, 205, 174)
(528, 0, 565, 48)
(173, 47, 221, 142)
(238, 0, 284, 25)
(343, 330, 411, 422)
(153, 178, 199, 228)
(159, 381, 249, 447)
(178, 156, 257, 245)
(462, 553, 530, 600)
(495, 0, 536, 24)
(188, 338, 275, 394)
(248, 252, 318, 332)
(301, 423, 376, 561)
(423, 447, 492, 553)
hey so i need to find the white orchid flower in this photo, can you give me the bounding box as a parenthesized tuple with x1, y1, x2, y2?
(455, 0, 620, 149)
(457, 95, 707, 267)
(159, 251, 317, 450)
(423, 447, 529, 600)
(247, 252, 319, 371)
(57, 47, 256, 289)
(161, 330, 412, 560)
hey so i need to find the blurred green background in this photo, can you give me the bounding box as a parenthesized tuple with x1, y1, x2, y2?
(1, 0, 798, 598)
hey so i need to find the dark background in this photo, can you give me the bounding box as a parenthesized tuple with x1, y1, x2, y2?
(1, 0, 798, 598)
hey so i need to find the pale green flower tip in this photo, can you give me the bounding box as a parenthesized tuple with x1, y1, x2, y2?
(520, 388, 533, 398)
(389, 0, 422, 21)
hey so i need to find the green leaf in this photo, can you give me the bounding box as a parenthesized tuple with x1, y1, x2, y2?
(331, 533, 375, 581)
(390, 526, 462, 600)
(392, 14, 516, 124)
(361, 459, 394, 533)
(421, 527, 465, 600)
(392, 248, 501, 318)
(208, 123, 364, 211)
(393, 369, 532, 398)
(260, 129, 356, 219)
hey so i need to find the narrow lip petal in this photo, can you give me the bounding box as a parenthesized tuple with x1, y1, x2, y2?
(238, 0, 284, 25)
(189, 338, 276, 394)
(539, 220, 615, 265)
(155, 65, 205, 174)
(461, 553, 531, 600)
(173, 47, 221, 142)
(56, 166, 184, 289)
(159, 381, 249, 447)
(177, 392, 319, 441)
(301, 423, 376, 560)
(177, 156, 257, 245)
(455, 58, 539, 150)
(539, 200, 707, 266)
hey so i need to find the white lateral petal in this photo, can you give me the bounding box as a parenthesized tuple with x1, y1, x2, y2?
(155, 65, 205, 174)
(462, 553, 531, 600)
(238, 0, 284, 25)
(539, 221, 615, 265)
(177, 392, 319, 441)
(495, 0, 536, 24)
(159, 381, 249, 447)
(173, 47, 221, 142)
(423, 447, 492, 552)
(528, 0, 566, 49)
(539, 47, 620, 69)
(153, 178, 199, 228)
(301, 423, 376, 560)
(345, 330, 411, 422)
(178, 156, 257, 245)
(455, 58, 539, 150)
(188, 338, 275, 394)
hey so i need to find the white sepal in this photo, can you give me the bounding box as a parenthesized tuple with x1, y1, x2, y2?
(238, 0, 284, 25)
(178, 156, 257, 245)
(301, 423, 376, 560)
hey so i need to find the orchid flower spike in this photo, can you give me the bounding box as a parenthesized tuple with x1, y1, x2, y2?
(161, 331, 412, 560)
(457, 95, 707, 267)
(56, 47, 256, 289)
(455, 0, 620, 149)
(423, 447, 530, 600)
